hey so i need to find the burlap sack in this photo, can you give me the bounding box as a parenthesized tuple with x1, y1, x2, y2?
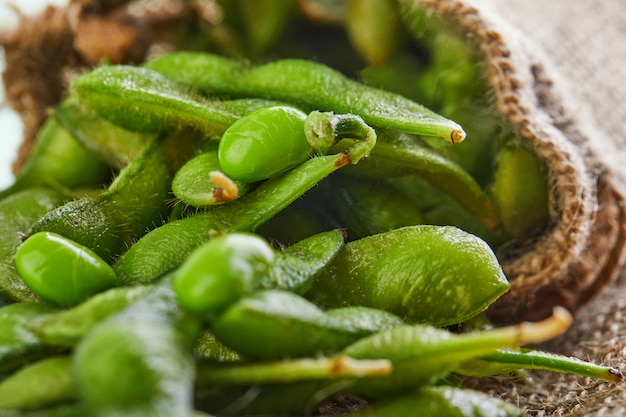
(2, 0, 626, 415)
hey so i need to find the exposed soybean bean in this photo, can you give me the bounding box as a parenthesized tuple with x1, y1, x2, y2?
(15, 232, 117, 307)
(71, 65, 280, 137)
(0, 356, 76, 411)
(307, 225, 509, 326)
(173, 233, 275, 316)
(114, 136, 375, 285)
(0, 188, 68, 303)
(144, 51, 466, 143)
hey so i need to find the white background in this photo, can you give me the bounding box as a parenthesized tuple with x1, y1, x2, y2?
(0, 0, 69, 189)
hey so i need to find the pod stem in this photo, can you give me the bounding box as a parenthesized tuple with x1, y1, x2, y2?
(196, 356, 392, 386)
(304, 111, 377, 161)
(479, 349, 623, 383)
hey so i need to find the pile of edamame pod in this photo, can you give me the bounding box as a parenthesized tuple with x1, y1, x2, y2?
(0, 1, 621, 416)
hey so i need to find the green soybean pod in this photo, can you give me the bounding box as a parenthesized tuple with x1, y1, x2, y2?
(210, 290, 403, 360)
(0, 188, 68, 303)
(35, 285, 150, 347)
(173, 233, 275, 316)
(15, 232, 117, 307)
(71, 65, 280, 137)
(144, 52, 466, 143)
(332, 175, 425, 240)
(492, 143, 550, 242)
(344, 131, 497, 229)
(0, 118, 111, 200)
(54, 96, 155, 169)
(349, 386, 524, 417)
(0, 356, 76, 411)
(307, 225, 509, 326)
(457, 348, 622, 383)
(342, 308, 572, 398)
(73, 279, 199, 417)
(27, 130, 197, 263)
(0, 303, 59, 373)
(114, 132, 375, 285)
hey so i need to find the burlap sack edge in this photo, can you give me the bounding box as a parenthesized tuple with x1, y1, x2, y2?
(403, 0, 626, 323)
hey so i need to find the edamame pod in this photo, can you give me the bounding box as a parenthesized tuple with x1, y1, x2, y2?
(0, 356, 76, 411)
(0, 118, 111, 200)
(27, 131, 197, 263)
(71, 65, 280, 137)
(0, 303, 59, 373)
(211, 290, 403, 360)
(15, 232, 117, 307)
(332, 175, 425, 239)
(144, 52, 466, 143)
(492, 143, 550, 242)
(35, 285, 150, 346)
(114, 134, 375, 285)
(349, 386, 523, 417)
(54, 96, 155, 169)
(342, 308, 572, 398)
(307, 225, 509, 326)
(0, 188, 68, 302)
(73, 278, 199, 417)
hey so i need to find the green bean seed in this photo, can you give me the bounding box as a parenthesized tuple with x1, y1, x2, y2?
(15, 232, 117, 307)
(307, 225, 509, 326)
(144, 51, 466, 143)
(218, 106, 312, 182)
(173, 233, 275, 316)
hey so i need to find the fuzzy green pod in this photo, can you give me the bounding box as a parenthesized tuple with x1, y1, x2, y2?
(307, 225, 509, 326)
(15, 232, 117, 307)
(349, 386, 524, 417)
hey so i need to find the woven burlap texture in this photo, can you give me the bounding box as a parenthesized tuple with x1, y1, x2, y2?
(451, 1, 626, 415)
